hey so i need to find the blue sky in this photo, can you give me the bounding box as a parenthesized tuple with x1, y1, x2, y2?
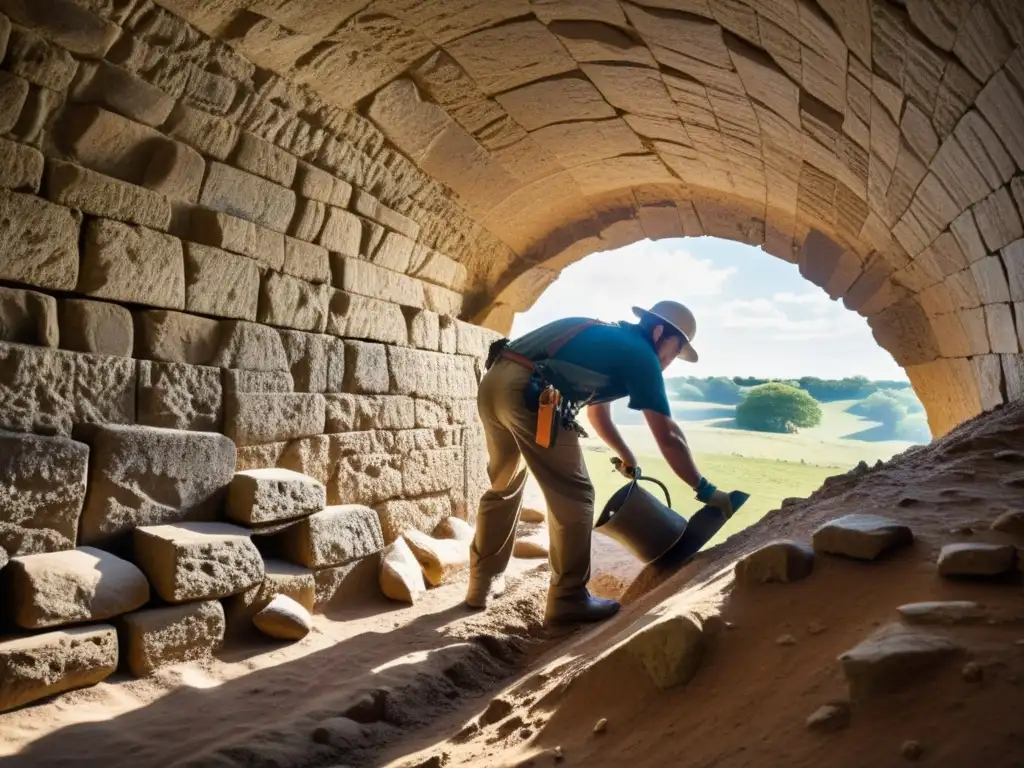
(510, 237, 908, 382)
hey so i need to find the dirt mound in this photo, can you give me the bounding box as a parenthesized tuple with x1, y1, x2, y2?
(384, 401, 1024, 768)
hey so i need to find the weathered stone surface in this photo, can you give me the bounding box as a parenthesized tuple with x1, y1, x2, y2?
(189, 208, 285, 270)
(136, 360, 222, 432)
(0, 72, 29, 136)
(327, 291, 408, 346)
(164, 102, 239, 161)
(325, 394, 416, 433)
(209, 319, 289, 372)
(200, 162, 296, 233)
(223, 392, 326, 447)
(403, 529, 468, 587)
(80, 218, 186, 310)
(423, 283, 463, 316)
(234, 132, 298, 187)
(223, 559, 314, 630)
(184, 242, 260, 321)
(6, 547, 149, 630)
(5, 24, 77, 90)
(257, 271, 330, 332)
(614, 612, 704, 691)
(312, 553, 380, 610)
(47, 160, 171, 231)
(806, 702, 850, 733)
(290, 197, 326, 242)
(376, 495, 453, 545)
(897, 601, 988, 626)
(0, 0, 119, 58)
(253, 594, 312, 641)
(0, 187, 81, 290)
(812, 515, 913, 560)
(937, 542, 1017, 577)
(0, 430, 88, 557)
(317, 206, 363, 255)
(72, 60, 174, 127)
(143, 139, 206, 204)
(0, 343, 135, 436)
(735, 540, 815, 585)
(76, 424, 236, 551)
(227, 468, 326, 526)
(388, 347, 478, 398)
(0, 626, 117, 713)
(406, 307, 439, 350)
(403, 448, 463, 496)
(0, 134, 42, 191)
(134, 522, 264, 603)
(223, 368, 293, 396)
(341, 340, 389, 394)
(133, 310, 221, 366)
(379, 536, 426, 604)
(279, 330, 344, 393)
(839, 624, 962, 701)
(992, 509, 1024, 535)
(280, 505, 384, 568)
(56, 103, 160, 184)
(58, 299, 132, 357)
(0, 286, 57, 347)
(283, 237, 330, 284)
(332, 255, 427, 308)
(118, 600, 225, 677)
(329, 452, 403, 507)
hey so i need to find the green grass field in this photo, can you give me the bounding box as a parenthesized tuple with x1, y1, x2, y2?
(578, 398, 923, 549)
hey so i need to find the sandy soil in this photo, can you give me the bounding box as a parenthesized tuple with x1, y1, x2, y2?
(3, 401, 1024, 768)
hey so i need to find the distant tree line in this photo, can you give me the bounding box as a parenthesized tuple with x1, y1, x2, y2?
(666, 374, 913, 405)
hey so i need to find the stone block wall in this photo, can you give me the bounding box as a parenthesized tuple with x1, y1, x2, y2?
(0, 0, 502, 571)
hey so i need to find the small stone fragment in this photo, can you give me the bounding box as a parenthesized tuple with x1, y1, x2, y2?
(902, 740, 924, 761)
(432, 516, 475, 542)
(962, 661, 982, 682)
(812, 515, 913, 560)
(226, 468, 326, 526)
(776, 634, 797, 646)
(735, 540, 815, 584)
(118, 600, 225, 677)
(807, 620, 827, 635)
(937, 542, 1017, 578)
(839, 624, 962, 701)
(223, 558, 314, 631)
(897, 601, 988, 625)
(806, 702, 850, 732)
(594, 718, 608, 734)
(253, 594, 312, 641)
(403, 529, 470, 587)
(480, 696, 513, 725)
(991, 510, 1024, 535)
(379, 537, 427, 604)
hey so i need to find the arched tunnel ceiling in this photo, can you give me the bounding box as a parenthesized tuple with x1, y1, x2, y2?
(145, 0, 1023, 436)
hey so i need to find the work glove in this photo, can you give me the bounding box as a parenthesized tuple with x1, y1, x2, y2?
(610, 457, 638, 479)
(695, 477, 736, 520)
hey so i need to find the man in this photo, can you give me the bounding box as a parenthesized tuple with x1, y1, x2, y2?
(466, 300, 739, 626)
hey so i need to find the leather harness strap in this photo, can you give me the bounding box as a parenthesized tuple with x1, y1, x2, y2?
(500, 319, 603, 370)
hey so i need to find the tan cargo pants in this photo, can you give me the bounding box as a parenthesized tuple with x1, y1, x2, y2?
(470, 357, 594, 599)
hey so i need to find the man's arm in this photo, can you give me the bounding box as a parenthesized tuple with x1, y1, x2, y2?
(642, 409, 702, 489)
(587, 402, 637, 469)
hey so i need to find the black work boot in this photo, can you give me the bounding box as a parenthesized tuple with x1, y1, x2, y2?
(544, 589, 620, 626)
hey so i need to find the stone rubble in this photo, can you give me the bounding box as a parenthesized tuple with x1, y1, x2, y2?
(734, 540, 815, 584)
(379, 536, 427, 604)
(937, 542, 1018, 577)
(812, 515, 914, 560)
(253, 594, 313, 641)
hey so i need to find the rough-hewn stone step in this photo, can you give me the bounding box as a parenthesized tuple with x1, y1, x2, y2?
(118, 600, 225, 677)
(226, 467, 326, 526)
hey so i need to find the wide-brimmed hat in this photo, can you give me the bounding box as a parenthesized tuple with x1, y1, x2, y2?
(632, 300, 699, 362)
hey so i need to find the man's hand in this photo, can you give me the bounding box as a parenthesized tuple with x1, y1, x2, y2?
(610, 457, 638, 479)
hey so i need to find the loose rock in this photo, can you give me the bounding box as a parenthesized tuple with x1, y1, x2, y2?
(806, 701, 850, 732)
(134, 522, 264, 603)
(897, 601, 989, 625)
(379, 537, 426, 604)
(118, 600, 225, 677)
(226, 468, 326, 526)
(617, 612, 705, 690)
(514, 526, 550, 559)
(0, 625, 118, 713)
(6, 547, 149, 630)
(735, 540, 815, 584)
(281, 505, 384, 568)
(991, 510, 1024, 534)
(403, 529, 470, 587)
(224, 558, 315, 631)
(937, 542, 1017, 577)
(594, 717, 608, 734)
(253, 594, 312, 641)
(902, 740, 924, 761)
(432, 516, 475, 542)
(962, 661, 983, 682)
(776, 634, 797, 646)
(812, 515, 913, 560)
(839, 624, 962, 701)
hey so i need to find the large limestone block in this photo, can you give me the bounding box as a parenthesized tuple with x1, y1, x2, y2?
(58, 299, 132, 357)
(134, 522, 264, 603)
(79, 218, 186, 309)
(189, 207, 285, 270)
(387, 347, 477, 398)
(227, 468, 326, 526)
(224, 559, 314, 630)
(6, 547, 148, 629)
(379, 536, 426, 603)
(283, 237, 330, 284)
(118, 600, 225, 677)
(812, 515, 914, 560)
(0, 430, 88, 556)
(327, 290, 408, 346)
(317, 205, 362, 255)
(937, 542, 1017, 577)
(209, 319, 289, 371)
(71, 60, 174, 127)
(735, 540, 815, 585)
(233, 132, 297, 187)
(257, 271, 330, 332)
(403, 529, 469, 587)
(0, 342, 135, 436)
(0, 133, 43, 191)
(331, 255, 426, 308)
(56, 103, 156, 183)
(329, 453, 403, 506)
(279, 330, 344, 393)
(5, 24, 78, 90)
(0, 285, 57, 346)
(143, 139, 206, 203)
(199, 162, 296, 233)
(325, 394, 415, 432)
(76, 424, 237, 550)
(222, 368, 294, 394)
(402, 448, 463, 496)
(0, 626, 117, 713)
(133, 310, 221, 366)
(46, 160, 171, 231)
(184, 242, 260, 321)
(839, 624, 962, 701)
(377, 495, 453, 545)
(0, 0, 120, 58)
(136, 360, 223, 432)
(253, 594, 312, 640)
(0, 187, 81, 291)
(342, 340, 389, 394)
(281, 505, 384, 568)
(223, 392, 326, 446)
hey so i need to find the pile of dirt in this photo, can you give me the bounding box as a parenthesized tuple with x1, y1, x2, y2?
(383, 400, 1024, 768)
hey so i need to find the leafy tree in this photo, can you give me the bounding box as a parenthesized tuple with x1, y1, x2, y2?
(669, 382, 705, 401)
(735, 383, 823, 433)
(849, 391, 908, 424)
(893, 413, 932, 442)
(702, 376, 743, 404)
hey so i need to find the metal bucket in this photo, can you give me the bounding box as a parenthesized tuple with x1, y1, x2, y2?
(594, 473, 689, 564)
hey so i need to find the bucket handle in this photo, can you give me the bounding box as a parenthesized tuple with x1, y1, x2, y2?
(632, 467, 671, 509)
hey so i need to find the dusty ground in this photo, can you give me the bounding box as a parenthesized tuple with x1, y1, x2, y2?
(3, 401, 1024, 768)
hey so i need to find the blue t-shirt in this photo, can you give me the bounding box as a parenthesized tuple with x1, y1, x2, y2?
(511, 319, 672, 416)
